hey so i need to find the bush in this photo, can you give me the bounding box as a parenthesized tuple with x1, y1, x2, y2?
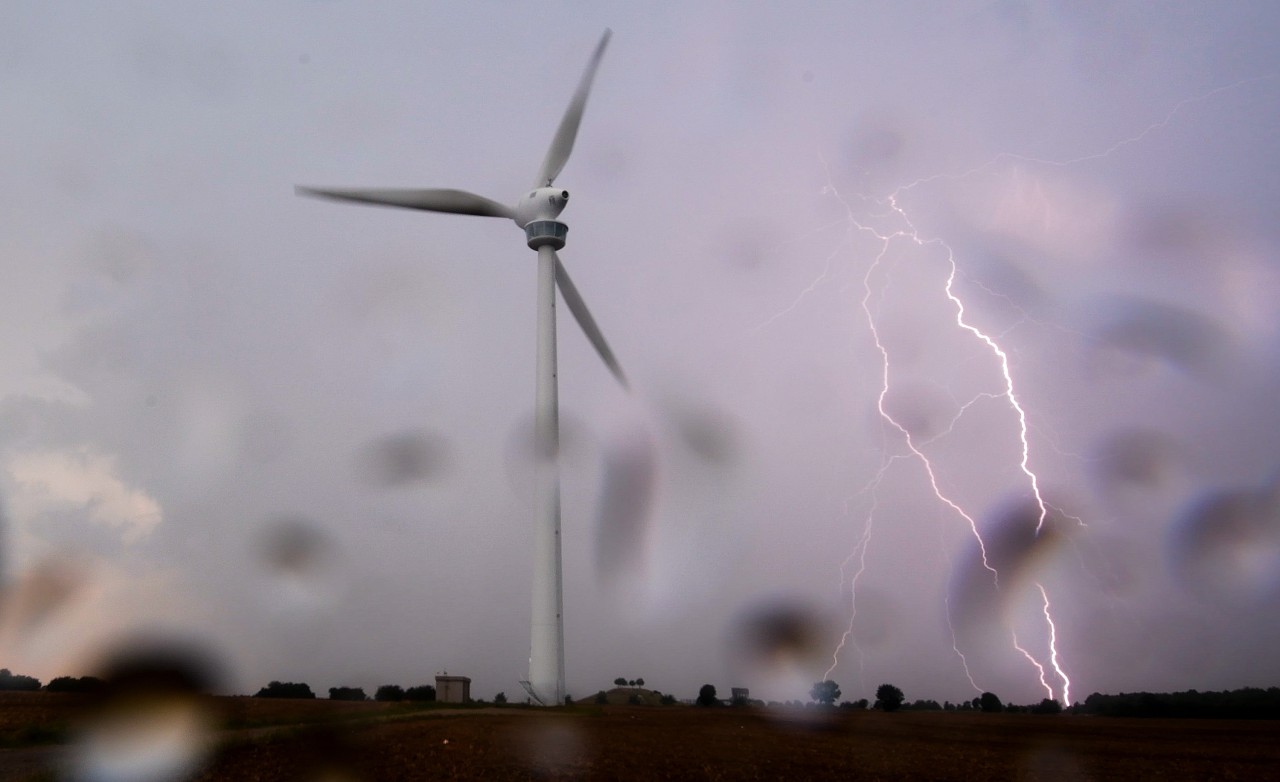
(375, 685, 404, 702)
(404, 685, 436, 702)
(660, 693, 677, 706)
(696, 684, 719, 707)
(875, 684, 904, 712)
(595, 690, 609, 704)
(254, 681, 316, 699)
(45, 676, 105, 693)
(494, 692, 507, 704)
(810, 680, 841, 706)
(329, 686, 367, 701)
(0, 670, 41, 691)
(1029, 696, 1059, 716)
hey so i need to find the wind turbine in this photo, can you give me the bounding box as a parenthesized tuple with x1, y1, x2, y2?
(297, 30, 624, 706)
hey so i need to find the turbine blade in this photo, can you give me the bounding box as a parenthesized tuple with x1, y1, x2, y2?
(553, 251, 628, 390)
(534, 29, 612, 188)
(296, 186, 514, 219)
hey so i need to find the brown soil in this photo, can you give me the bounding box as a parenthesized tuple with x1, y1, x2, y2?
(1, 693, 1277, 780)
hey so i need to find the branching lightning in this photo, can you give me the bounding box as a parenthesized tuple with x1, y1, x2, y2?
(797, 73, 1278, 706)
(766, 74, 1276, 707)
(841, 180, 1068, 702)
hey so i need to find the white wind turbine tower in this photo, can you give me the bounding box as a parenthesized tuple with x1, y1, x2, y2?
(297, 30, 624, 706)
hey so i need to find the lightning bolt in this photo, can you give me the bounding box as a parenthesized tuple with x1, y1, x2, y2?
(1039, 583, 1070, 705)
(782, 74, 1276, 707)
(844, 179, 1067, 701)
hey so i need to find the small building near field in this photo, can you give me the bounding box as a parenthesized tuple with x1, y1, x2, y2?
(435, 674, 471, 704)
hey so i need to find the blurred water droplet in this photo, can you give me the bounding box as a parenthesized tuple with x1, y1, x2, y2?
(879, 383, 953, 441)
(949, 498, 1070, 640)
(71, 638, 223, 782)
(728, 598, 832, 701)
(669, 403, 741, 466)
(653, 394, 744, 474)
(1087, 296, 1230, 377)
(257, 517, 337, 612)
(357, 430, 451, 488)
(1092, 428, 1181, 491)
(514, 720, 586, 775)
(1, 553, 89, 635)
(73, 698, 211, 782)
(503, 412, 588, 493)
(1171, 485, 1280, 602)
(595, 426, 658, 584)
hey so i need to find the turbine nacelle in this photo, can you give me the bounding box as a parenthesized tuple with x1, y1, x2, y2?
(515, 186, 570, 227)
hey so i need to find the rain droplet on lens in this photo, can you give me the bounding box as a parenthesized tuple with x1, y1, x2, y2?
(260, 517, 331, 579)
(358, 430, 451, 487)
(72, 637, 224, 782)
(595, 427, 658, 583)
(1093, 428, 1180, 490)
(729, 598, 829, 670)
(256, 517, 341, 614)
(1171, 486, 1280, 602)
(1088, 295, 1230, 376)
(3, 553, 89, 634)
(659, 396, 742, 468)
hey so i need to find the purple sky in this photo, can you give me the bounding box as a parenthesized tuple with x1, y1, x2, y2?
(2, 2, 1279, 706)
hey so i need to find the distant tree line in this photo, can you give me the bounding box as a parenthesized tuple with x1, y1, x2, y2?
(13, 664, 1280, 720)
(45, 676, 105, 693)
(252, 681, 438, 702)
(254, 681, 316, 699)
(0, 669, 42, 691)
(1080, 688, 1280, 719)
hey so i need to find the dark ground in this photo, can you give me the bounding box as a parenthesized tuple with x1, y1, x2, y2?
(1, 693, 1278, 780)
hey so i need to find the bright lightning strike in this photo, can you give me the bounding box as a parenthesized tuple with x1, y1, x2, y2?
(845, 182, 1068, 702)
(804, 74, 1277, 707)
(1011, 629, 1054, 701)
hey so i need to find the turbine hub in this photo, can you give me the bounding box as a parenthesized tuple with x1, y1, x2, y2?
(525, 220, 568, 250)
(515, 187, 570, 226)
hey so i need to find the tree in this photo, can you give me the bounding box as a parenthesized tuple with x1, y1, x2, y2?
(404, 685, 436, 702)
(329, 686, 367, 701)
(254, 681, 316, 699)
(595, 690, 609, 704)
(0, 669, 41, 691)
(1031, 697, 1062, 715)
(660, 693, 677, 706)
(494, 691, 507, 704)
(809, 679, 842, 706)
(614, 677, 627, 687)
(696, 684, 719, 707)
(45, 676, 104, 693)
(628, 693, 643, 705)
(979, 691, 1003, 713)
(375, 685, 404, 702)
(875, 683, 905, 712)
(636, 677, 645, 687)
